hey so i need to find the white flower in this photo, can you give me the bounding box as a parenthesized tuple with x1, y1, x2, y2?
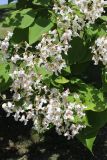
(59, 0, 66, 5)
(72, 0, 104, 24)
(14, 110, 20, 121)
(91, 36, 107, 66)
(64, 110, 74, 120)
(0, 41, 9, 52)
(11, 54, 21, 63)
(7, 31, 13, 38)
(13, 93, 21, 101)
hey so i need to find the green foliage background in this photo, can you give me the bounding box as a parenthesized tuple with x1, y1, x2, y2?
(0, 0, 107, 152)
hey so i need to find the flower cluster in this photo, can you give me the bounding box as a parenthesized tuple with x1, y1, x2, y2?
(0, 31, 13, 52)
(36, 1, 74, 74)
(71, 0, 105, 24)
(36, 30, 67, 75)
(36, 0, 86, 74)
(0, 38, 86, 138)
(36, 0, 104, 75)
(2, 85, 86, 139)
(34, 89, 86, 139)
(1, 38, 87, 139)
(91, 36, 107, 65)
(0, 0, 105, 139)
(2, 44, 36, 124)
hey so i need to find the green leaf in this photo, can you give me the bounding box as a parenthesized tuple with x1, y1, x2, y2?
(8, 0, 15, 3)
(0, 63, 9, 81)
(85, 25, 98, 38)
(85, 23, 107, 40)
(4, 9, 35, 29)
(18, 14, 35, 29)
(18, 9, 35, 29)
(0, 62, 12, 92)
(100, 16, 107, 22)
(97, 24, 107, 37)
(63, 37, 91, 65)
(61, 66, 71, 77)
(70, 78, 107, 112)
(12, 27, 29, 43)
(86, 137, 96, 152)
(77, 110, 107, 152)
(70, 62, 90, 76)
(29, 17, 53, 44)
(77, 131, 96, 152)
(70, 77, 83, 84)
(34, 65, 52, 77)
(102, 67, 107, 94)
(63, 66, 71, 74)
(33, 0, 51, 6)
(79, 84, 107, 112)
(55, 76, 69, 84)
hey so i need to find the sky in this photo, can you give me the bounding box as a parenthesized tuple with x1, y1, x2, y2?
(0, 0, 16, 5)
(0, 0, 8, 5)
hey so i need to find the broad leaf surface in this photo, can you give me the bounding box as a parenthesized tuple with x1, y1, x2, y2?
(29, 17, 53, 44)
